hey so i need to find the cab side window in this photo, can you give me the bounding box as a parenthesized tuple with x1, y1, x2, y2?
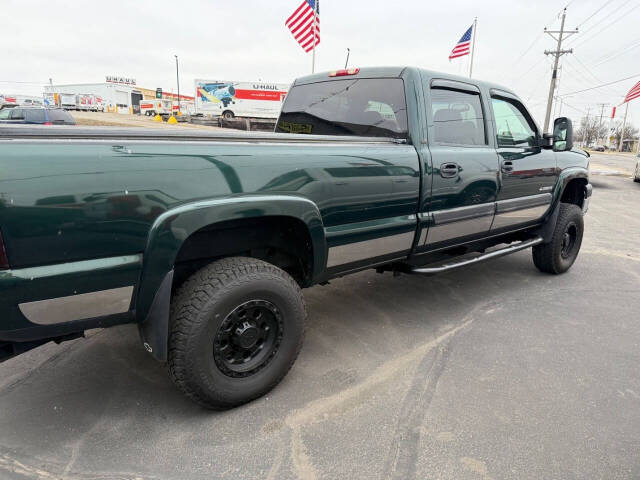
(491, 97, 538, 148)
(430, 87, 486, 146)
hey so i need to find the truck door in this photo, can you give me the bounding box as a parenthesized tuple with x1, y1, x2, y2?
(419, 79, 499, 249)
(489, 92, 557, 230)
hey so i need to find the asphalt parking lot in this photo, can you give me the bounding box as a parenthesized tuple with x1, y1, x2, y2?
(0, 152, 638, 480)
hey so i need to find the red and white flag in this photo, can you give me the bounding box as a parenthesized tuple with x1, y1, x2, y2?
(286, 0, 320, 53)
(623, 80, 640, 103)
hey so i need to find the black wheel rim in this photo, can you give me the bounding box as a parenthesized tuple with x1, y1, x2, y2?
(213, 300, 283, 378)
(561, 222, 578, 259)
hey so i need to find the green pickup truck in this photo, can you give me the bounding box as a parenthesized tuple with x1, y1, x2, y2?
(0, 66, 591, 409)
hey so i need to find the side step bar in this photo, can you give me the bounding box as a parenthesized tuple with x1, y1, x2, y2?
(410, 237, 544, 276)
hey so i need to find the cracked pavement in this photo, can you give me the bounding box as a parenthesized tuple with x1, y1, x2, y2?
(0, 153, 639, 479)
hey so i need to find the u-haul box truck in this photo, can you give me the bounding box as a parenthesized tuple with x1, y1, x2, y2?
(195, 80, 289, 119)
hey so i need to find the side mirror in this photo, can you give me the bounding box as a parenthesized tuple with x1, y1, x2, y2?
(553, 117, 573, 152)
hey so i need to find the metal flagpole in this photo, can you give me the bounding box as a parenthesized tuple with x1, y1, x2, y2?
(618, 102, 629, 152)
(311, 0, 318, 73)
(469, 18, 477, 78)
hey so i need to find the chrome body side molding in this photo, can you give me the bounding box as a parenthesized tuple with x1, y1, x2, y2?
(327, 232, 415, 267)
(425, 203, 495, 245)
(19, 286, 134, 325)
(492, 193, 552, 230)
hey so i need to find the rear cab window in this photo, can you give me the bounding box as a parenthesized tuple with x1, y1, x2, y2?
(47, 109, 75, 124)
(276, 78, 408, 139)
(25, 109, 46, 122)
(430, 85, 486, 146)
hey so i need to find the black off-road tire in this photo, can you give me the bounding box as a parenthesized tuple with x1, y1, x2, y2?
(532, 202, 584, 274)
(168, 257, 305, 409)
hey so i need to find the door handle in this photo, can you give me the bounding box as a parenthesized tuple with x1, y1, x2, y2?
(440, 162, 460, 178)
(501, 161, 514, 172)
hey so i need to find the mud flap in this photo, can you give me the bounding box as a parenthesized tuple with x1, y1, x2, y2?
(138, 270, 173, 362)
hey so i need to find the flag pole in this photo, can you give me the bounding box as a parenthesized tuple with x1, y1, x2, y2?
(618, 102, 629, 152)
(311, 0, 318, 74)
(469, 17, 477, 78)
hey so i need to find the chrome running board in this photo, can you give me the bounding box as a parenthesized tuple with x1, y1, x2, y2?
(410, 237, 544, 275)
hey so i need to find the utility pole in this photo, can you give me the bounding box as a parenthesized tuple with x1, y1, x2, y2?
(582, 106, 591, 146)
(618, 102, 629, 152)
(597, 103, 608, 146)
(543, 8, 577, 133)
(174, 55, 180, 115)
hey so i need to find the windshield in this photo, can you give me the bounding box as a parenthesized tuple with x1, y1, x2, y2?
(276, 78, 408, 139)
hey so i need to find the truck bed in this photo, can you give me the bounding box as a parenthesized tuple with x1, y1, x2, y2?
(0, 125, 403, 144)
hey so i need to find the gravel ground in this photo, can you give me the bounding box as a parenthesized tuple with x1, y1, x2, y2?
(0, 153, 638, 480)
(70, 111, 222, 130)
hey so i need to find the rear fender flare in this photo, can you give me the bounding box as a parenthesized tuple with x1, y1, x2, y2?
(136, 195, 326, 360)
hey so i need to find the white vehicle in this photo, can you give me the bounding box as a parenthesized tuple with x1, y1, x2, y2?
(78, 94, 102, 112)
(195, 79, 288, 119)
(60, 93, 78, 110)
(140, 99, 174, 116)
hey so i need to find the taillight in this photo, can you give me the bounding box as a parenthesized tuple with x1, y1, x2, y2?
(43, 121, 52, 125)
(329, 68, 360, 77)
(0, 231, 9, 270)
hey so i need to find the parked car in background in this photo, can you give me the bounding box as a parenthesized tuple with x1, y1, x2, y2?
(592, 145, 605, 152)
(634, 154, 640, 182)
(0, 107, 75, 125)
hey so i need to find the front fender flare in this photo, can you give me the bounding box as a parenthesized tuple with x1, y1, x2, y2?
(137, 195, 325, 361)
(535, 167, 589, 243)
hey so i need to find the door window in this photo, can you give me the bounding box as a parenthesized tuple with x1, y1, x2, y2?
(491, 97, 538, 147)
(430, 87, 486, 145)
(0, 109, 11, 120)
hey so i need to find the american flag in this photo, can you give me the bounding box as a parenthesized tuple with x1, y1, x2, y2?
(623, 80, 640, 103)
(286, 0, 320, 53)
(449, 25, 473, 60)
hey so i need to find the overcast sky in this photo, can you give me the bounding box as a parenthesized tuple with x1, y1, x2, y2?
(3, 0, 639, 131)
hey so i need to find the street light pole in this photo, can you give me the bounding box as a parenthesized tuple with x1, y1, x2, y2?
(174, 55, 180, 115)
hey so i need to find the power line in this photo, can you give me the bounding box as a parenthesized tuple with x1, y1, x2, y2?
(513, 33, 544, 65)
(572, 2, 640, 49)
(561, 100, 589, 115)
(591, 35, 640, 63)
(567, 0, 633, 43)
(567, 56, 626, 97)
(559, 72, 640, 97)
(576, 0, 617, 28)
(593, 39, 640, 67)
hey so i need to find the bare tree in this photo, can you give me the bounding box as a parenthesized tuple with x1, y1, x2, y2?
(576, 116, 608, 146)
(611, 121, 639, 152)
